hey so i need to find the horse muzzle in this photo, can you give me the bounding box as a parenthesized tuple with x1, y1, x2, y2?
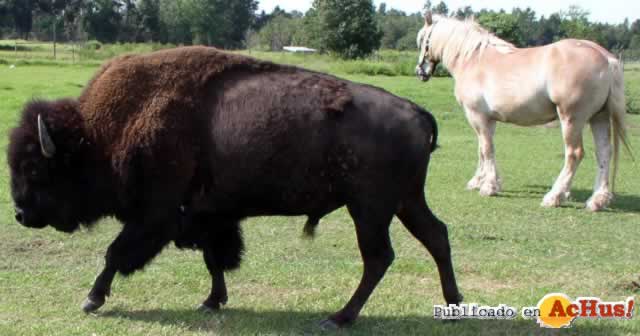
(415, 64, 432, 82)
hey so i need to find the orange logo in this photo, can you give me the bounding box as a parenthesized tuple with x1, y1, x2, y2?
(534, 294, 635, 328)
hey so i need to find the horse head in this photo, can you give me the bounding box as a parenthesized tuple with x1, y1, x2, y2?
(416, 11, 439, 82)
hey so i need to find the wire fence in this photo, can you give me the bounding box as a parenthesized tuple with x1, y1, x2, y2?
(0, 39, 83, 62)
(1, 35, 640, 70)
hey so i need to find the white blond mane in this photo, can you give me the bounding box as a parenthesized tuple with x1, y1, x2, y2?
(427, 15, 516, 69)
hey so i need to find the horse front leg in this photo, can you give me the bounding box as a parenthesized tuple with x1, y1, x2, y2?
(542, 114, 585, 208)
(466, 143, 485, 190)
(467, 111, 500, 196)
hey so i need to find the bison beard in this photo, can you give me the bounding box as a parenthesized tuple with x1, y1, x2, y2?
(7, 46, 462, 328)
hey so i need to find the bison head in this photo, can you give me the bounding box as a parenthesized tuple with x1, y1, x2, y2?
(8, 100, 95, 233)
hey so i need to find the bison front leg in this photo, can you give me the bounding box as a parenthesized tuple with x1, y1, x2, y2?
(198, 248, 229, 312)
(197, 216, 244, 312)
(82, 224, 172, 313)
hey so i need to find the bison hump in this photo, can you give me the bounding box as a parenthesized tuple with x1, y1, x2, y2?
(306, 77, 352, 115)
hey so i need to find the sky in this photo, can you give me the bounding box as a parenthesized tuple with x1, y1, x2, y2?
(258, 0, 639, 24)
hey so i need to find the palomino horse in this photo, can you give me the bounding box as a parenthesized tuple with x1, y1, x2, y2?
(415, 12, 631, 211)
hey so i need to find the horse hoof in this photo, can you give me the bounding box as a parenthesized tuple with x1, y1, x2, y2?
(541, 199, 557, 208)
(82, 297, 105, 313)
(466, 180, 481, 190)
(479, 185, 499, 197)
(318, 319, 340, 331)
(586, 192, 613, 212)
(541, 191, 569, 208)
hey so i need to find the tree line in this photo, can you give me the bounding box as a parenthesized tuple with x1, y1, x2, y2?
(1, 0, 639, 59)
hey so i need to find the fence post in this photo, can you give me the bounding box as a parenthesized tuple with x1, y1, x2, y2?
(53, 16, 57, 60)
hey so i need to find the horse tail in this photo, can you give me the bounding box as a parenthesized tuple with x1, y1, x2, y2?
(606, 57, 633, 192)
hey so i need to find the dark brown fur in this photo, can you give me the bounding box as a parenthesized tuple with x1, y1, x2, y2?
(8, 46, 459, 327)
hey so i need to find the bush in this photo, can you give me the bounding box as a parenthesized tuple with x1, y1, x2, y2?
(0, 44, 31, 52)
(84, 40, 103, 50)
(77, 42, 175, 61)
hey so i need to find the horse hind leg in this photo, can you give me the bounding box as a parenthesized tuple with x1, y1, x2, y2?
(542, 109, 586, 207)
(586, 111, 613, 211)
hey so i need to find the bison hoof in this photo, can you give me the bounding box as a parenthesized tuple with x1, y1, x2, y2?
(82, 297, 105, 313)
(197, 302, 221, 313)
(318, 318, 340, 331)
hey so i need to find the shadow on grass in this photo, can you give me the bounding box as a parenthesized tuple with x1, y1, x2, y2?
(99, 307, 629, 336)
(497, 185, 640, 213)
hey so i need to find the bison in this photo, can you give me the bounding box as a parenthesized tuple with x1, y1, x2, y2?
(8, 46, 462, 328)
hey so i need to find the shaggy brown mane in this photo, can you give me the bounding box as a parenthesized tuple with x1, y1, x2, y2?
(79, 47, 279, 149)
(76, 46, 352, 180)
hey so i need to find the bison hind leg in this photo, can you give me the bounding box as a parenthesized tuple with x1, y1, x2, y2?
(303, 207, 339, 239)
(396, 196, 463, 306)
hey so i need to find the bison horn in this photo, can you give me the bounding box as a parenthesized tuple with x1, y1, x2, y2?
(38, 114, 56, 158)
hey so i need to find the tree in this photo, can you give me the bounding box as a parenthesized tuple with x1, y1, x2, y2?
(422, 0, 431, 12)
(181, 0, 256, 48)
(432, 1, 448, 16)
(138, 0, 164, 42)
(83, 0, 122, 43)
(0, 2, 11, 31)
(513, 7, 539, 46)
(377, 2, 386, 16)
(477, 11, 525, 46)
(454, 6, 474, 19)
(159, 0, 192, 44)
(257, 14, 301, 50)
(118, 0, 142, 42)
(379, 9, 404, 49)
(308, 0, 382, 59)
(226, 0, 258, 48)
(11, 0, 35, 39)
(560, 5, 597, 40)
(537, 14, 564, 44)
(630, 35, 640, 50)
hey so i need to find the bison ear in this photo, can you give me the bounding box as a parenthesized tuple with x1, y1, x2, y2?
(424, 11, 433, 25)
(38, 114, 57, 158)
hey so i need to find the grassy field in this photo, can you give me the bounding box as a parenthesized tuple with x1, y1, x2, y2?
(0, 55, 639, 336)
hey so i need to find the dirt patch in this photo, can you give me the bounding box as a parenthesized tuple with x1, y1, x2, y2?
(613, 276, 640, 294)
(11, 239, 53, 253)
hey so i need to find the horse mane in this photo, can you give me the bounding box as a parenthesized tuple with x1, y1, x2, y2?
(428, 15, 516, 69)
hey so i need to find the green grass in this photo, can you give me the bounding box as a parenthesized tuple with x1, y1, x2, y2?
(0, 58, 639, 336)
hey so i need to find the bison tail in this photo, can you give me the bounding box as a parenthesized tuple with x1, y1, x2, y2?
(417, 107, 439, 153)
